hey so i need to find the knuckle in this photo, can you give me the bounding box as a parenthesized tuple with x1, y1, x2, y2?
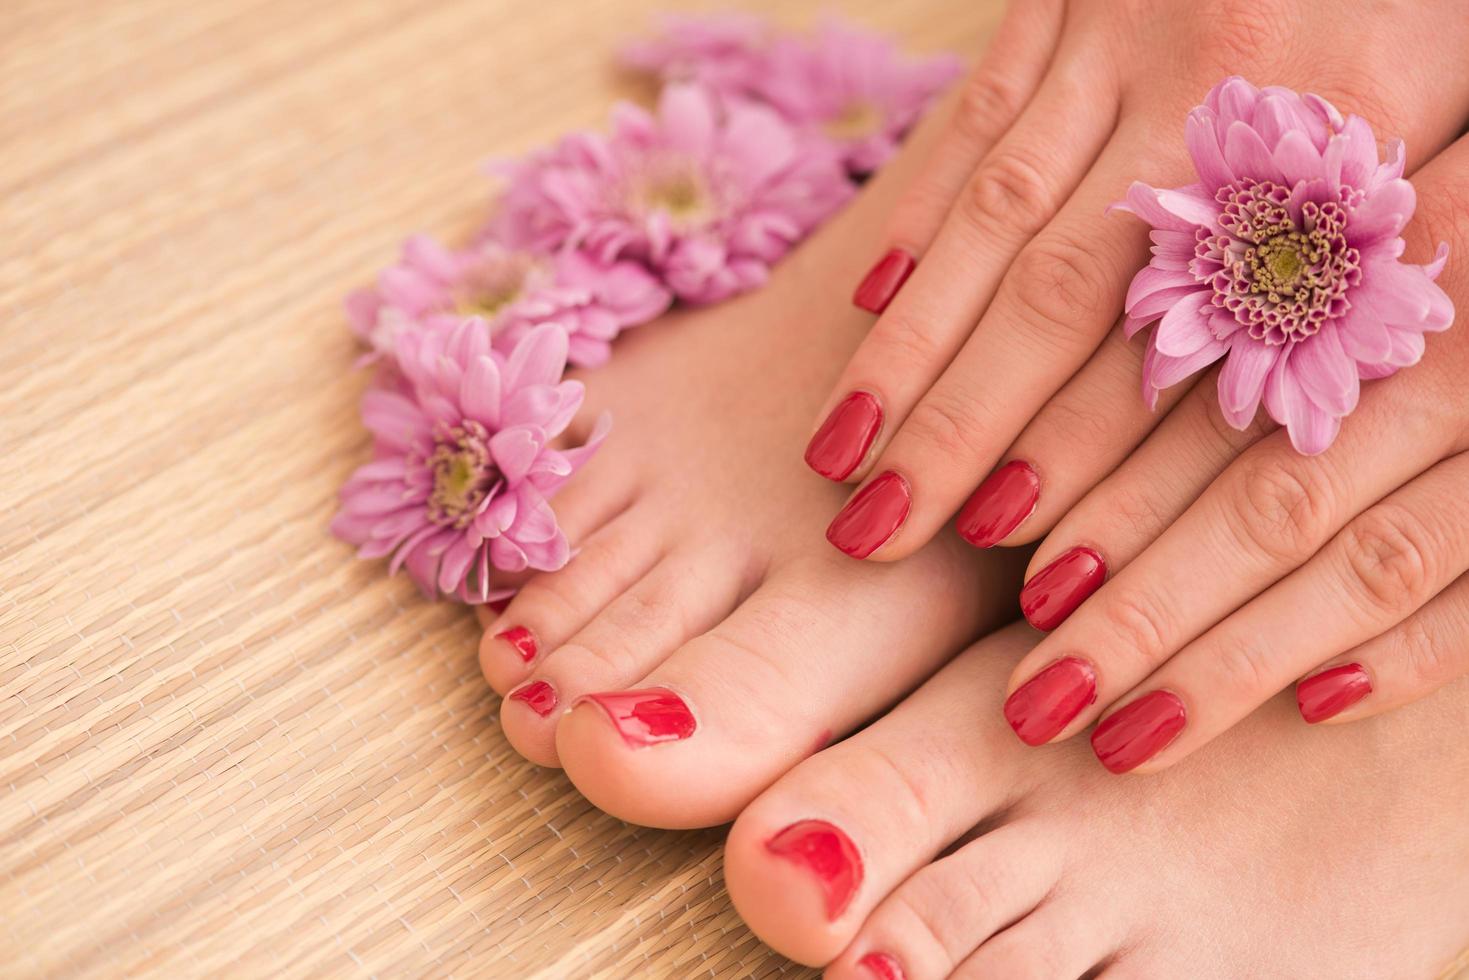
(1101, 483, 1175, 549)
(960, 149, 1054, 234)
(1028, 395, 1116, 457)
(1227, 459, 1335, 566)
(1190, 2, 1287, 75)
(881, 878, 961, 967)
(901, 391, 996, 465)
(1099, 586, 1176, 669)
(1211, 636, 1279, 699)
(1003, 235, 1116, 344)
(851, 740, 933, 829)
(954, 68, 1029, 145)
(1339, 506, 1436, 616)
(873, 311, 947, 372)
(1398, 615, 1455, 689)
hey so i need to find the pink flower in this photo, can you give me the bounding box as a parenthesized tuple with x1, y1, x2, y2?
(619, 12, 770, 94)
(488, 84, 856, 304)
(331, 321, 608, 603)
(1119, 77, 1453, 454)
(751, 21, 963, 175)
(345, 235, 671, 368)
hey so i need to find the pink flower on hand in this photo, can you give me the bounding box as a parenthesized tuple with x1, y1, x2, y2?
(345, 235, 670, 369)
(1119, 77, 1453, 454)
(331, 321, 608, 603)
(488, 84, 856, 304)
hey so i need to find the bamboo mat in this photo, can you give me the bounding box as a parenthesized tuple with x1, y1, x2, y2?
(0, 1, 1001, 976)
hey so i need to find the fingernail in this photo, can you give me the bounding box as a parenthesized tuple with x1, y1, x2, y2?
(1003, 657, 1098, 746)
(826, 471, 911, 559)
(858, 951, 906, 980)
(765, 819, 863, 920)
(805, 391, 883, 481)
(853, 248, 916, 313)
(487, 596, 512, 614)
(578, 688, 696, 747)
(508, 680, 558, 717)
(1090, 690, 1186, 774)
(957, 460, 1040, 548)
(495, 625, 537, 663)
(1020, 547, 1106, 631)
(1297, 663, 1372, 724)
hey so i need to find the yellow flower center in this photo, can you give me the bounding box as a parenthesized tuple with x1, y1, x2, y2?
(824, 101, 883, 140)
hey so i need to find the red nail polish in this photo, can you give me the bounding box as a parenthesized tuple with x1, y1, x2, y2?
(957, 460, 1040, 548)
(487, 596, 512, 614)
(495, 625, 537, 663)
(1090, 690, 1186, 774)
(765, 819, 863, 920)
(1003, 657, 1097, 746)
(826, 471, 911, 559)
(580, 688, 696, 747)
(509, 680, 558, 717)
(1297, 663, 1372, 723)
(858, 951, 906, 980)
(805, 391, 883, 481)
(853, 249, 916, 313)
(1020, 547, 1106, 631)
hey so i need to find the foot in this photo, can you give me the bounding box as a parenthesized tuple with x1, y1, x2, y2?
(724, 623, 1469, 976)
(474, 96, 1024, 829)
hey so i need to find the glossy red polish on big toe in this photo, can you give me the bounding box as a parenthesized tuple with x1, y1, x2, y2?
(957, 460, 1040, 548)
(1090, 690, 1186, 773)
(508, 680, 558, 717)
(579, 688, 696, 747)
(495, 625, 537, 663)
(1003, 657, 1097, 746)
(1019, 547, 1106, 631)
(826, 471, 911, 559)
(852, 248, 915, 313)
(1297, 663, 1372, 723)
(765, 819, 864, 920)
(805, 391, 882, 481)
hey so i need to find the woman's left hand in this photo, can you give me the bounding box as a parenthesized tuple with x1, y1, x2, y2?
(1001, 134, 1469, 774)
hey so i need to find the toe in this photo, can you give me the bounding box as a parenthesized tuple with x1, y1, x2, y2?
(953, 896, 1118, 979)
(557, 547, 1011, 829)
(479, 500, 660, 695)
(500, 540, 751, 767)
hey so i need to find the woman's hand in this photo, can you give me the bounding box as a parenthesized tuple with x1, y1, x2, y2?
(806, 0, 1469, 561)
(1001, 131, 1469, 772)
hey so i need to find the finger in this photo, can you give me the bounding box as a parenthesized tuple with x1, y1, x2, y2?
(1297, 570, 1469, 725)
(805, 44, 1119, 490)
(850, 0, 1065, 314)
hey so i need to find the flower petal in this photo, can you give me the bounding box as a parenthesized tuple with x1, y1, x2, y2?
(1154, 292, 1215, 357)
(1291, 328, 1359, 416)
(1280, 357, 1342, 454)
(490, 425, 545, 483)
(1224, 120, 1285, 184)
(459, 354, 502, 427)
(1217, 336, 1279, 427)
(1348, 178, 1415, 246)
(503, 323, 569, 391)
(1335, 302, 1393, 363)
(1271, 129, 1323, 186)
(1149, 334, 1229, 389)
(1186, 109, 1234, 190)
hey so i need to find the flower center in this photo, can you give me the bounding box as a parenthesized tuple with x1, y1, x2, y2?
(824, 101, 883, 140)
(1199, 179, 1362, 345)
(453, 253, 537, 322)
(426, 421, 499, 529)
(627, 155, 717, 231)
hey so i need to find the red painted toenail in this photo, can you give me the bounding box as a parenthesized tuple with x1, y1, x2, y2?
(1019, 547, 1106, 631)
(765, 819, 863, 920)
(508, 680, 558, 717)
(578, 688, 696, 747)
(495, 625, 537, 663)
(853, 248, 916, 314)
(858, 951, 906, 980)
(1090, 690, 1186, 773)
(1003, 657, 1097, 746)
(1296, 663, 1372, 723)
(806, 391, 883, 481)
(956, 460, 1040, 548)
(826, 471, 911, 559)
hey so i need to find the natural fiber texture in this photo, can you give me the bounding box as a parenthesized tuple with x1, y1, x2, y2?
(0, 1, 997, 976)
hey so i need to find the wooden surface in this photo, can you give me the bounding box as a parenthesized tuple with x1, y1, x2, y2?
(0, 2, 1000, 976)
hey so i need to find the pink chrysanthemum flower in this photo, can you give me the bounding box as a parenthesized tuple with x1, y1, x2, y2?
(331, 320, 608, 603)
(488, 84, 856, 304)
(619, 12, 770, 93)
(750, 22, 963, 175)
(345, 235, 671, 368)
(1119, 77, 1453, 454)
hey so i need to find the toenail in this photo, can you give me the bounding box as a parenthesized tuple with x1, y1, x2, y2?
(852, 248, 916, 314)
(764, 819, 864, 920)
(1296, 663, 1372, 724)
(508, 680, 558, 717)
(495, 625, 538, 663)
(956, 460, 1040, 548)
(806, 391, 883, 481)
(1019, 547, 1106, 631)
(1003, 657, 1098, 746)
(577, 688, 696, 747)
(857, 951, 906, 980)
(1090, 690, 1187, 773)
(826, 471, 911, 559)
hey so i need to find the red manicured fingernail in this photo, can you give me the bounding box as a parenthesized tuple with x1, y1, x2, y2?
(1020, 547, 1106, 631)
(826, 471, 911, 559)
(765, 819, 863, 920)
(858, 951, 906, 980)
(1003, 657, 1097, 746)
(957, 460, 1040, 548)
(1297, 663, 1372, 723)
(806, 391, 883, 481)
(509, 680, 558, 717)
(1090, 690, 1186, 773)
(579, 688, 696, 747)
(853, 248, 915, 313)
(495, 625, 537, 663)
